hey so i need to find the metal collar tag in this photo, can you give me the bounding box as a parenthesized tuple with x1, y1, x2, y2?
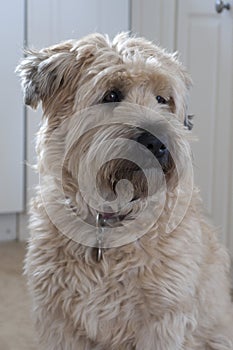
(96, 213, 105, 262)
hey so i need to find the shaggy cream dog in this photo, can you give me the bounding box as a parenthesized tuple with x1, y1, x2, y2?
(17, 33, 233, 350)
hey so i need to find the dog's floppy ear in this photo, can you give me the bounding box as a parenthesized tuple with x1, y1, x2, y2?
(16, 34, 109, 114)
(181, 71, 194, 130)
(16, 41, 80, 109)
(16, 39, 98, 112)
(184, 114, 194, 130)
(16, 40, 92, 113)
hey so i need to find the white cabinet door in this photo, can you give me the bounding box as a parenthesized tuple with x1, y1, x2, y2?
(176, 0, 233, 249)
(0, 1, 24, 213)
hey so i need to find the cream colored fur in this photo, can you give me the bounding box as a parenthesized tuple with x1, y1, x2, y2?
(16, 33, 233, 350)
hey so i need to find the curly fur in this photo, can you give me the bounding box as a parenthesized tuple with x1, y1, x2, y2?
(16, 33, 233, 350)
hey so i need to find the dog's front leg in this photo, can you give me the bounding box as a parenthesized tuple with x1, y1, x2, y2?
(135, 311, 195, 350)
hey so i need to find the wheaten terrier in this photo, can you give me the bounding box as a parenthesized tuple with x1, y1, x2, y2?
(17, 33, 233, 349)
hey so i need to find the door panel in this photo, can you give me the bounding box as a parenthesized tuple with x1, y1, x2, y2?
(131, 0, 176, 52)
(176, 0, 233, 248)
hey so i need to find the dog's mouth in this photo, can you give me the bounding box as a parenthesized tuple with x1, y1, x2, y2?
(95, 194, 140, 227)
(96, 210, 129, 226)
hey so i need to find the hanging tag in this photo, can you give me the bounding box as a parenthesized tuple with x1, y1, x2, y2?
(96, 213, 105, 262)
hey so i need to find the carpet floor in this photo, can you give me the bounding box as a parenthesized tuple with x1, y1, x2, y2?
(0, 241, 37, 350)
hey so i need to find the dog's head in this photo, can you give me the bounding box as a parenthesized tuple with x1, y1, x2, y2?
(17, 33, 194, 245)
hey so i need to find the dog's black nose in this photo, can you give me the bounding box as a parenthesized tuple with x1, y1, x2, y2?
(136, 131, 168, 159)
(132, 130, 172, 173)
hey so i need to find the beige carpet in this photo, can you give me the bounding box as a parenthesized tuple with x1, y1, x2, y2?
(0, 242, 37, 350)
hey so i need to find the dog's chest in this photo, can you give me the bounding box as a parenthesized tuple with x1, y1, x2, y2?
(74, 261, 184, 344)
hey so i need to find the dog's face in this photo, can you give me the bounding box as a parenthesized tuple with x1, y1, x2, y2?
(17, 33, 194, 244)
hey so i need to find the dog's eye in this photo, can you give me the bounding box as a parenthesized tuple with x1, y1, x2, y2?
(102, 90, 123, 103)
(156, 95, 167, 104)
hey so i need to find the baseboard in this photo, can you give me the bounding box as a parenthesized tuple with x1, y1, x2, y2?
(0, 214, 17, 241)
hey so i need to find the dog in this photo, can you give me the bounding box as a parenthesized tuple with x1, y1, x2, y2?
(16, 33, 233, 349)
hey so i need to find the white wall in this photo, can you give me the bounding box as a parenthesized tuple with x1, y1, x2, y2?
(3, 0, 232, 252)
(0, 1, 25, 241)
(0, 1, 24, 213)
